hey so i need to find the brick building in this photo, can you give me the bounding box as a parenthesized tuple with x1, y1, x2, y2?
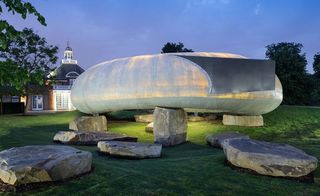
(27, 43, 84, 111)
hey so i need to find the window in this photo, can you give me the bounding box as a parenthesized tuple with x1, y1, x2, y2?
(66, 71, 79, 78)
(32, 95, 43, 110)
(11, 96, 20, 103)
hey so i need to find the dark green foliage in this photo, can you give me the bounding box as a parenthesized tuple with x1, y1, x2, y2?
(266, 42, 312, 105)
(0, 0, 46, 50)
(310, 77, 320, 105)
(1, 106, 320, 194)
(0, 60, 24, 90)
(313, 53, 320, 76)
(0, 0, 52, 101)
(161, 42, 193, 53)
(0, 28, 58, 96)
(310, 53, 320, 105)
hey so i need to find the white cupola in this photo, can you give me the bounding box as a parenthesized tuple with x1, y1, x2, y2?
(61, 41, 78, 64)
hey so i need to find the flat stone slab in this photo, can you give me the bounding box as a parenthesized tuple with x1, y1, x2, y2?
(134, 114, 153, 123)
(53, 131, 137, 145)
(145, 122, 153, 133)
(206, 132, 249, 148)
(223, 115, 263, 126)
(98, 141, 162, 159)
(69, 116, 107, 132)
(223, 138, 318, 177)
(0, 145, 92, 186)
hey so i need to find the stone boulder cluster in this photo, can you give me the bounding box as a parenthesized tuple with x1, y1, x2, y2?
(0, 115, 163, 191)
(0, 108, 318, 191)
(53, 115, 163, 159)
(206, 133, 318, 179)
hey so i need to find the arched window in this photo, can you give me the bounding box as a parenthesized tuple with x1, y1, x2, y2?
(66, 71, 79, 78)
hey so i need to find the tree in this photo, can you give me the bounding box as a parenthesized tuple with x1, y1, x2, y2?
(1, 28, 58, 78)
(0, 28, 58, 111)
(309, 52, 320, 105)
(313, 52, 320, 77)
(0, 0, 46, 50)
(0, 0, 47, 113)
(265, 42, 312, 105)
(161, 42, 193, 53)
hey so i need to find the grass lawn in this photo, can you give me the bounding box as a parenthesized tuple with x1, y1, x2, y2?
(1, 105, 320, 195)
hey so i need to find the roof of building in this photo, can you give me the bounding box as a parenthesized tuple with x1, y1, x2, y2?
(65, 45, 72, 51)
(53, 63, 84, 80)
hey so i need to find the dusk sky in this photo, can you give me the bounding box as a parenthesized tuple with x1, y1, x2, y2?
(3, 0, 320, 72)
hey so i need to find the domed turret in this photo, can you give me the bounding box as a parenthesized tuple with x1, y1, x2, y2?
(65, 45, 72, 51)
(62, 41, 77, 64)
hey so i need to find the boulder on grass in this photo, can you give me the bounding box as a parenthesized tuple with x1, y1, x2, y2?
(0, 145, 92, 186)
(188, 116, 205, 122)
(206, 132, 249, 148)
(223, 115, 263, 127)
(223, 138, 318, 177)
(53, 131, 137, 145)
(69, 116, 107, 132)
(153, 107, 187, 146)
(98, 141, 162, 159)
(134, 114, 153, 123)
(145, 122, 153, 133)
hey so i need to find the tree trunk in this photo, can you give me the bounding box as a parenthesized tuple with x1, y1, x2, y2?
(24, 94, 28, 115)
(24, 85, 29, 115)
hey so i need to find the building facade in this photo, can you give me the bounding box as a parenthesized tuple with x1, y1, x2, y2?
(27, 43, 84, 111)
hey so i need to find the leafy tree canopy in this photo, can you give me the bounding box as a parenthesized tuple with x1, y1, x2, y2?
(0, 0, 46, 50)
(161, 42, 193, 53)
(0, 0, 53, 98)
(0, 28, 58, 95)
(266, 42, 311, 105)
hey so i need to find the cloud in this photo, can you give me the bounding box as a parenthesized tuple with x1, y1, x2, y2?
(254, 3, 261, 15)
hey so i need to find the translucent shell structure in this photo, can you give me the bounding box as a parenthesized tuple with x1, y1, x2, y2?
(71, 52, 282, 115)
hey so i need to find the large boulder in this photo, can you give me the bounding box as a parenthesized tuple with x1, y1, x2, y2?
(53, 131, 137, 145)
(0, 145, 92, 186)
(69, 116, 107, 132)
(188, 116, 205, 122)
(145, 122, 153, 133)
(223, 138, 318, 177)
(153, 107, 187, 146)
(223, 115, 263, 127)
(134, 114, 153, 123)
(206, 132, 249, 148)
(98, 141, 162, 159)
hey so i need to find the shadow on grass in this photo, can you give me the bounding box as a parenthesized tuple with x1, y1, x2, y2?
(0, 124, 67, 150)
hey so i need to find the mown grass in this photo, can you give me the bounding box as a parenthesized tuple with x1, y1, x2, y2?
(0, 106, 320, 195)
